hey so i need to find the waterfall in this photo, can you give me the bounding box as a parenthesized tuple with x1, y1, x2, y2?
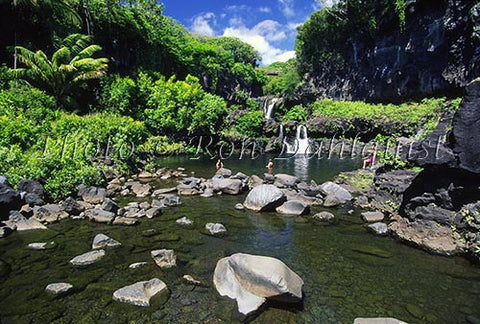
(285, 125, 311, 155)
(278, 124, 284, 139)
(263, 97, 279, 120)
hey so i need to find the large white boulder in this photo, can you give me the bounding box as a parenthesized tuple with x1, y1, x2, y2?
(112, 278, 167, 307)
(213, 253, 303, 315)
(243, 184, 286, 212)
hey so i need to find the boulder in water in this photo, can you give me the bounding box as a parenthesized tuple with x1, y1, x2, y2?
(6, 211, 47, 231)
(243, 184, 286, 212)
(216, 168, 232, 177)
(276, 200, 309, 216)
(205, 223, 227, 235)
(274, 174, 299, 188)
(45, 282, 73, 296)
(213, 253, 304, 315)
(112, 278, 167, 307)
(176, 216, 193, 226)
(212, 178, 244, 195)
(70, 250, 105, 266)
(92, 233, 121, 249)
(151, 249, 176, 268)
(319, 181, 353, 203)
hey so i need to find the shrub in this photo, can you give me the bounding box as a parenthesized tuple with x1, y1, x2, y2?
(283, 105, 307, 122)
(235, 110, 264, 138)
(189, 93, 228, 134)
(99, 74, 137, 116)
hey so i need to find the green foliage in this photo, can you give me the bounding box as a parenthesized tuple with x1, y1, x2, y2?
(190, 93, 228, 133)
(137, 136, 184, 156)
(377, 151, 411, 170)
(312, 97, 455, 135)
(144, 74, 227, 135)
(395, 0, 406, 31)
(235, 110, 264, 138)
(262, 59, 301, 97)
(283, 105, 307, 122)
(99, 74, 137, 115)
(13, 33, 108, 108)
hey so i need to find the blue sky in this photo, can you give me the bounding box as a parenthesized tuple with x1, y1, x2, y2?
(162, 0, 337, 65)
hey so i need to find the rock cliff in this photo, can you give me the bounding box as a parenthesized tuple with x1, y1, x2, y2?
(299, 0, 480, 103)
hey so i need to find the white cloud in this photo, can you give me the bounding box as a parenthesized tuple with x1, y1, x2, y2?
(259, 6, 271, 13)
(222, 20, 296, 65)
(313, 0, 338, 10)
(278, 0, 295, 18)
(254, 20, 286, 42)
(191, 12, 216, 36)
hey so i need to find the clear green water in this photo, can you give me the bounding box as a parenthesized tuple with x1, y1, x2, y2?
(1, 156, 479, 324)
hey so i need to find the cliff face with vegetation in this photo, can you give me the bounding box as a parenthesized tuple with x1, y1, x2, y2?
(296, 0, 480, 103)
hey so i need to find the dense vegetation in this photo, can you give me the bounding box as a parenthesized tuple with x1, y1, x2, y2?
(295, 0, 406, 76)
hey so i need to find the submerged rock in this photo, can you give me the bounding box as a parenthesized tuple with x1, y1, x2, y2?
(92, 233, 121, 249)
(183, 274, 203, 286)
(70, 249, 105, 266)
(129, 262, 148, 269)
(205, 223, 227, 235)
(276, 200, 310, 216)
(112, 278, 167, 307)
(45, 282, 73, 296)
(176, 216, 193, 226)
(243, 184, 286, 212)
(213, 253, 304, 315)
(235, 203, 244, 210)
(27, 241, 57, 250)
(113, 216, 138, 226)
(151, 249, 176, 268)
(353, 318, 408, 324)
(312, 211, 335, 223)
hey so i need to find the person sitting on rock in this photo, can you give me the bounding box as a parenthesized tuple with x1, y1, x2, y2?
(216, 159, 224, 170)
(363, 149, 376, 169)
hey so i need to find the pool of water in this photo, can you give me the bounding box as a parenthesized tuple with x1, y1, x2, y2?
(1, 156, 479, 323)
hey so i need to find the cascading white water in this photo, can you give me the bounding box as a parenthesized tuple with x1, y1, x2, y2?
(285, 125, 311, 155)
(278, 124, 284, 139)
(263, 97, 279, 120)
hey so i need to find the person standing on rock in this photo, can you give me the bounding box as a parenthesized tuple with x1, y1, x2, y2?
(266, 159, 274, 174)
(216, 159, 224, 170)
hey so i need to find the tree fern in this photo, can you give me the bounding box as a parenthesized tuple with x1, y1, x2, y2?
(13, 33, 108, 108)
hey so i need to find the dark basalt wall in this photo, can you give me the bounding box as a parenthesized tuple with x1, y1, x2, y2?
(300, 0, 480, 103)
